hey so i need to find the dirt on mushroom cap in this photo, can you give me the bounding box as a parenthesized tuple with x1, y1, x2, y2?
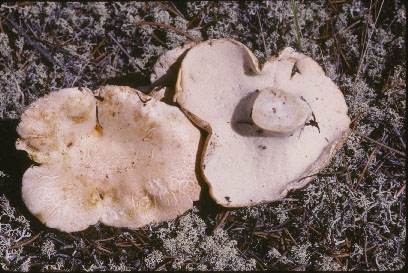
(174, 39, 350, 207)
(16, 85, 201, 232)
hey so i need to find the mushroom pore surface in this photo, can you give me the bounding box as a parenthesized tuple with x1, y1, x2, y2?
(174, 39, 350, 207)
(16, 86, 201, 232)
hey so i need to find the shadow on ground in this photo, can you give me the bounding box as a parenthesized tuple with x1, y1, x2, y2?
(0, 119, 44, 232)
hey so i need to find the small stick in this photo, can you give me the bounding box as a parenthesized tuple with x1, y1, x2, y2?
(154, 260, 172, 271)
(271, 250, 288, 267)
(95, 236, 115, 243)
(354, 145, 379, 191)
(156, 2, 185, 19)
(253, 232, 269, 239)
(354, 0, 385, 83)
(306, 35, 329, 40)
(308, 224, 321, 235)
(381, 70, 392, 92)
(280, 232, 285, 250)
(291, 0, 302, 52)
(150, 32, 167, 47)
(132, 231, 146, 245)
(306, 226, 310, 242)
(212, 211, 229, 234)
(115, 243, 132, 247)
(326, 182, 334, 207)
(125, 236, 144, 251)
(256, 9, 268, 59)
(249, 251, 267, 270)
(366, 245, 376, 251)
(365, 222, 388, 241)
(356, 131, 406, 157)
(0, 14, 55, 66)
(133, 21, 197, 41)
(2, 2, 35, 9)
(89, 36, 107, 58)
(187, 2, 212, 29)
(169, 1, 186, 20)
(322, 244, 344, 267)
(0, 18, 5, 34)
(107, 31, 142, 69)
(364, 235, 368, 266)
(95, 243, 112, 254)
(196, 12, 206, 29)
(395, 184, 405, 198)
(350, 112, 363, 132)
(342, 20, 361, 33)
(332, 25, 351, 70)
(343, 156, 353, 188)
(8, 231, 43, 249)
(332, 253, 350, 258)
(269, 233, 281, 239)
(391, 123, 406, 149)
(95, 48, 118, 67)
(284, 229, 297, 246)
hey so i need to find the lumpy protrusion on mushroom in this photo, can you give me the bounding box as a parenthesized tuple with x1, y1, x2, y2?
(251, 88, 312, 135)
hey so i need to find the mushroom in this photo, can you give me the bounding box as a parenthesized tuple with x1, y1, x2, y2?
(251, 87, 312, 135)
(174, 39, 350, 207)
(16, 85, 201, 232)
(148, 42, 196, 102)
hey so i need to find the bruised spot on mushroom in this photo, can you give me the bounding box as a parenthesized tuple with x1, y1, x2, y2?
(16, 86, 201, 232)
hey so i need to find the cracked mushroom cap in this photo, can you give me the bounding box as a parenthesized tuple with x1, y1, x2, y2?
(174, 39, 350, 207)
(16, 86, 201, 232)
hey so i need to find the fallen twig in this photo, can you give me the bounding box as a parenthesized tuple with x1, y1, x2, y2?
(256, 8, 268, 59)
(150, 32, 167, 47)
(156, 2, 185, 20)
(354, 144, 379, 191)
(212, 211, 229, 234)
(187, 2, 212, 29)
(133, 21, 197, 41)
(107, 31, 143, 70)
(395, 184, 405, 198)
(8, 231, 43, 249)
(89, 36, 107, 59)
(343, 156, 353, 188)
(125, 235, 144, 251)
(354, 0, 385, 82)
(356, 131, 406, 157)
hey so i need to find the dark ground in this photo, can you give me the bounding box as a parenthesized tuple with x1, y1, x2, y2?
(0, 1, 405, 271)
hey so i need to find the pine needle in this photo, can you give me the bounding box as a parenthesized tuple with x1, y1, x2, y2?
(291, 0, 302, 52)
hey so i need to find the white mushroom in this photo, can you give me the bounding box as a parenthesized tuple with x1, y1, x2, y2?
(174, 39, 350, 207)
(16, 86, 201, 232)
(148, 42, 196, 102)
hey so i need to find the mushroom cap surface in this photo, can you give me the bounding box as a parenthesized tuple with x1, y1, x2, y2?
(16, 86, 201, 232)
(174, 39, 350, 207)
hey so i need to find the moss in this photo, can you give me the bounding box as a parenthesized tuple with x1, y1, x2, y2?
(0, 1, 405, 271)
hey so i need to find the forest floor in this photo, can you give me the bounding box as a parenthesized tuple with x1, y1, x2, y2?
(0, 1, 405, 271)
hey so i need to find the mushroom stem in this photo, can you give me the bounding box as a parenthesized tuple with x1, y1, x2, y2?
(251, 88, 312, 135)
